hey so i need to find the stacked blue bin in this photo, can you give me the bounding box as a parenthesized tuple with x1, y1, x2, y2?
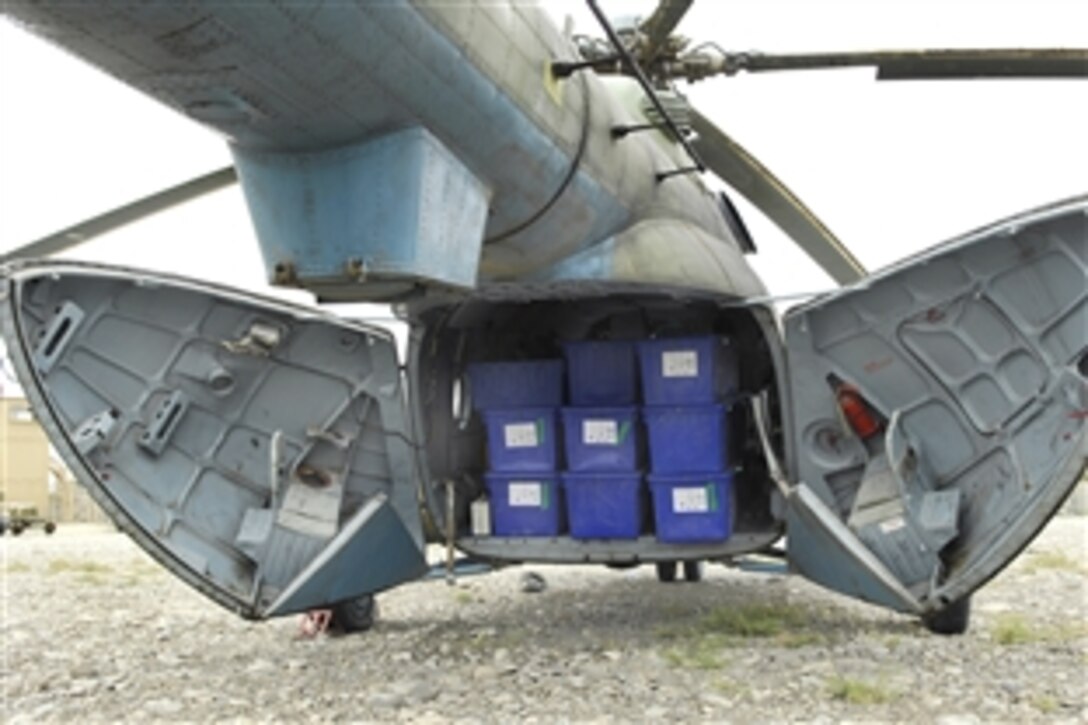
(469, 360, 564, 537)
(639, 337, 737, 543)
(560, 341, 644, 540)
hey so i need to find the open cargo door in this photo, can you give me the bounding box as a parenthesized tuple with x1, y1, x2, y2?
(0, 262, 427, 618)
(781, 198, 1087, 615)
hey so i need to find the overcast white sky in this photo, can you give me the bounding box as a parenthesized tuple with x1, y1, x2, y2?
(0, 0, 1086, 371)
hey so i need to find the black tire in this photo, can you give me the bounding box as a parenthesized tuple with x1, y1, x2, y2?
(329, 594, 378, 634)
(682, 560, 704, 583)
(922, 597, 971, 635)
(11, 522, 25, 536)
(655, 561, 678, 583)
(44, 522, 57, 535)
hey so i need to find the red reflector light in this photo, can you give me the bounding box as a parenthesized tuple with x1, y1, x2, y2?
(836, 385, 883, 439)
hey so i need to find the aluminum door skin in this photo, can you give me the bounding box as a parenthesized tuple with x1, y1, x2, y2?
(781, 198, 1087, 615)
(0, 262, 427, 619)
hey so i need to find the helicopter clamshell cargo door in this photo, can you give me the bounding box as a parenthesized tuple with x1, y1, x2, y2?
(0, 262, 428, 619)
(781, 197, 1087, 615)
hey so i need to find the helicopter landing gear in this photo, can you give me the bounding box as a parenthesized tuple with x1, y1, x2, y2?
(682, 560, 704, 582)
(922, 597, 971, 635)
(655, 561, 677, 583)
(656, 561, 705, 583)
(329, 593, 378, 634)
(298, 594, 378, 638)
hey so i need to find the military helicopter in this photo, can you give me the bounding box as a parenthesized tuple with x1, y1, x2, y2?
(0, 0, 1084, 637)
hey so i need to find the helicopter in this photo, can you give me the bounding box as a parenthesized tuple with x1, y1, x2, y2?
(0, 0, 1084, 637)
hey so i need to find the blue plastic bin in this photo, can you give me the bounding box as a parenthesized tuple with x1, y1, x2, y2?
(648, 472, 733, 543)
(562, 340, 637, 405)
(561, 407, 640, 471)
(482, 408, 559, 472)
(643, 404, 729, 473)
(467, 360, 564, 410)
(562, 472, 644, 540)
(637, 336, 737, 405)
(485, 473, 563, 537)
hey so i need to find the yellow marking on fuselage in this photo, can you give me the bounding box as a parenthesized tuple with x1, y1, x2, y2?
(543, 61, 564, 106)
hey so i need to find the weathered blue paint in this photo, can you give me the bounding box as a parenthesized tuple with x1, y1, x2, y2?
(267, 499, 429, 616)
(209, 1, 635, 289)
(785, 484, 921, 614)
(531, 218, 765, 298)
(232, 128, 491, 291)
(0, 1, 649, 288)
(532, 236, 617, 282)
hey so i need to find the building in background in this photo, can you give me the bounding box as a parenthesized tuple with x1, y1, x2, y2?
(1, 393, 104, 524)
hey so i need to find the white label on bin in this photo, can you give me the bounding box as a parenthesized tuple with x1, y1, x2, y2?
(662, 350, 699, 378)
(504, 422, 539, 448)
(672, 487, 709, 513)
(583, 419, 619, 445)
(508, 482, 543, 508)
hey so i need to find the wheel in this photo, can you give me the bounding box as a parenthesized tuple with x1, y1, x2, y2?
(655, 561, 678, 583)
(44, 522, 57, 535)
(922, 597, 971, 635)
(11, 522, 25, 536)
(329, 594, 378, 634)
(682, 560, 704, 583)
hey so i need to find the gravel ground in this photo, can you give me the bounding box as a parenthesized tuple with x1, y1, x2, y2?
(2, 515, 1085, 723)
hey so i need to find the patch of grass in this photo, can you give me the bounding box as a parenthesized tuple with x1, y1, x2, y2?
(47, 559, 112, 576)
(700, 603, 810, 638)
(2, 561, 31, 574)
(453, 590, 475, 605)
(664, 637, 727, 670)
(661, 603, 826, 669)
(991, 613, 1088, 645)
(827, 676, 897, 705)
(1030, 694, 1059, 714)
(992, 613, 1036, 645)
(1025, 551, 1087, 575)
(77, 573, 108, 587)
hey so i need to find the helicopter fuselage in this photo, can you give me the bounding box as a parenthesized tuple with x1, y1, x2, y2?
(3, 1, 759, 299)
(4, 0, 1083, 632)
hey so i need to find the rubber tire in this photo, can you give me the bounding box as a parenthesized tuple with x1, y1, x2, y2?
(329, 594, 378, 634)
(682, 560, 704, 583)
(922, 597, 971, 635)
(44, 522, 57, 535)
(11, 523, 25, 536)
(655, 561, 678, 583)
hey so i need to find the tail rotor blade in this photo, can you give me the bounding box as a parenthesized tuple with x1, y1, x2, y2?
(689, 109, 866, 284)
(0, 166, 237, 264)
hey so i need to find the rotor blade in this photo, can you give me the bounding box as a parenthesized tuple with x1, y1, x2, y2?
(688, 109, 866, 284)
(716, 48, 1088, 80)
(0, 167, 237, 264)
(639, 0, 694, 63)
